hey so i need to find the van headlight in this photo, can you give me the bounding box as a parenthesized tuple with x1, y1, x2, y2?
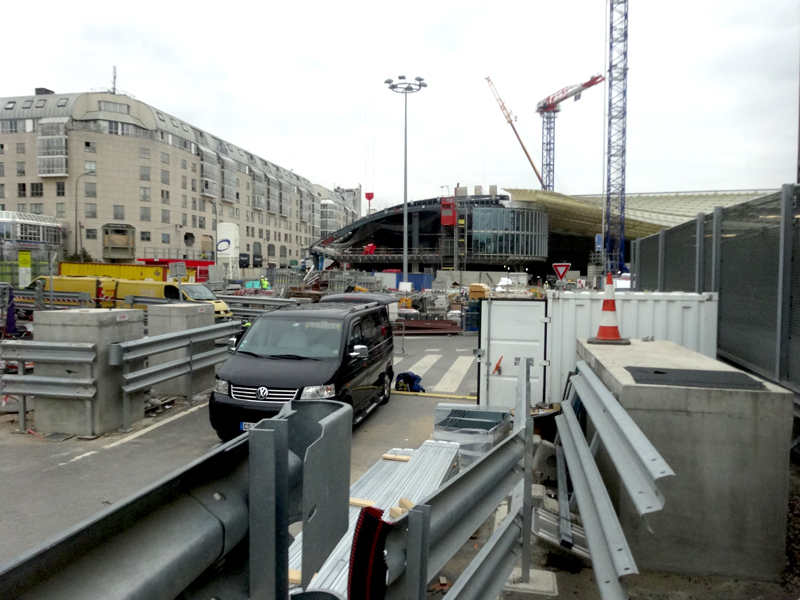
(300, 384, 335, 399)
(214, 378, 229, 394)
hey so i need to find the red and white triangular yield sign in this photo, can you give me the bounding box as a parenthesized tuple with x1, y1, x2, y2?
(552, 263, 571, 281)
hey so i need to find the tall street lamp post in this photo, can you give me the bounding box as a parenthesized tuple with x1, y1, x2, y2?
(385, 75, 427, 284)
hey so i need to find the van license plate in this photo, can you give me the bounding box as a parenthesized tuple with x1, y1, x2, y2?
(241, 422, 257, 431)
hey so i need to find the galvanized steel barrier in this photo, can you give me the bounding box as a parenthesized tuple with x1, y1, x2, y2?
(382, 359, 536, 599)
(108, 320, 242, 430)
(216, 295, 308, 321)
(0, 341, 97, 437)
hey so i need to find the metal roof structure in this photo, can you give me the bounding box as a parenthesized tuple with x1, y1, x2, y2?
(503, 188, 777, 239)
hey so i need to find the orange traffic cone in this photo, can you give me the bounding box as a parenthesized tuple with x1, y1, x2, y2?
(588, 273, 631, 345)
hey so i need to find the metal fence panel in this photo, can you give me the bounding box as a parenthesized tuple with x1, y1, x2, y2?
(717, 195, 782, 375)
(638, 235, 659, 291)
(663, 221, 696, 292)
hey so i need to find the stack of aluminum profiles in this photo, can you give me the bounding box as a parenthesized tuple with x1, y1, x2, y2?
(288, 440, 460, 595)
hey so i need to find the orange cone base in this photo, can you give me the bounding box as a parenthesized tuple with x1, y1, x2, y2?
(587, 336, 631, 345)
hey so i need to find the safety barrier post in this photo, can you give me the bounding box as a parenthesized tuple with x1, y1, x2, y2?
(406, 504, 432, 599)
(776, 184, 795, 381)
(711, 206, 723, 293)
(695, 213, 705, 293)
(657, 229, 666, 292)
(15, 361, 26, 433)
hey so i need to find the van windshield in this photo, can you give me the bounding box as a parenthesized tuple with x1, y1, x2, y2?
(181, 284, 217, 301)
(237, 317, 343, 359)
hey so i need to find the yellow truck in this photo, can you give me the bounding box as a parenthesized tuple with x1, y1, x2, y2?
(59, 262, 197, 282)
(28, 277, 233, 320)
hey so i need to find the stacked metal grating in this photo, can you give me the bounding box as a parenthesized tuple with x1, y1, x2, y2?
(289, 440, 460, 595)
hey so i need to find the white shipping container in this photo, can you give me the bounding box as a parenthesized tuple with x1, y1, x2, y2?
(546, 291, 718, 404)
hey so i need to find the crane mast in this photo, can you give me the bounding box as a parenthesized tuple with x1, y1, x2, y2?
(605, 0, 629, 274)
(486, 77, 544, 188)
(536, 74, 605, 191)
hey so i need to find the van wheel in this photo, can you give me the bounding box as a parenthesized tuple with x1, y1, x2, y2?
(379, 371, 392, 405)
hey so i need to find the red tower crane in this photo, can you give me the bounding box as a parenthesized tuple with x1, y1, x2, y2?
(486, 76, 544, 188)
(535, 74, 604, 191)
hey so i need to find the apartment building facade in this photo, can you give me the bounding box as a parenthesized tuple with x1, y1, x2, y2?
(314, 184, 358, 240)
(0, 88, 323, 268)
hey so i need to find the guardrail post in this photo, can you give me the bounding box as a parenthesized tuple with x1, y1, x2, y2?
(15, 359, 27, 433)
(521, 417, 534, 583)
(185, 340, 195, 405)
(121, 362, 132, 432)
(776, 184, 795, 382)
(405, 504, 431, 600)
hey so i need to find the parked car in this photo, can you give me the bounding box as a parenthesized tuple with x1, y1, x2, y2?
(209, 294, 396, 441)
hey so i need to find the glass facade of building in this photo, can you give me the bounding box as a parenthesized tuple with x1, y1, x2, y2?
(471, 208, 547, 259)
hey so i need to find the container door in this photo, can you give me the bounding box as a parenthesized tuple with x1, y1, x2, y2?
(478, 299, 547, 409)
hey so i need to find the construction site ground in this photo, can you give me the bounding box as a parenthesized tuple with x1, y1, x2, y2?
(1, 333, 798, 598)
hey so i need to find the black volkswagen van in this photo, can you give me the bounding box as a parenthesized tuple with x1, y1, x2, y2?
(209, 294, 395, 441)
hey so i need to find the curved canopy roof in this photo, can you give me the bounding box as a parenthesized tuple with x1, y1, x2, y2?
(503, 188, 776, 239)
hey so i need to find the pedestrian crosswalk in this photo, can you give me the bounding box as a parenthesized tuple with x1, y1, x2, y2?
(393, 352, 477, 397)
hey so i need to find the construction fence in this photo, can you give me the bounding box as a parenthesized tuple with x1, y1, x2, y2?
(632, 184, 799, 392)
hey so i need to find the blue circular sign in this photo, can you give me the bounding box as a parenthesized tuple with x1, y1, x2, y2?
(216, 238, 231, 252)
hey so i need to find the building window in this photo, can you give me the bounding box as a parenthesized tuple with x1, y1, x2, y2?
(17, 162, 25, 176)
(98, 101, 129, 114)
(181, 159, 187, 170)
(113, 205, 124, 220)
(57, 98, 68, 107)
(139, 187, 150, 202)
(85, 141, 96, 153)
(161, 170, 169, 184)
(156, 112, 165, 122)
(30, 203, 43, 214)
(181, 195, 187, 208)
(182, 213, 187, 226)
(0, 163, 4, 177)
(85, 182, 97, 197)
(85, 161, 96, 175)
(57, 182, 65, 197)
(17, 184, 26, 198)
(56, 202, 65, 217)
(85, 203, 97, 218)
(192, 214, 197, 227)
(161, 210, 170, 224)
(161, 152, 169, 164)
(191, 197, 197, 210)
(235, 208, 240, 219)
(30, 183, 43, 197)
(212, 219, 217, 230)
(140, 166, 150, 181)
(0, 144, 3, 154)
(191, 163, 196, 173)
(17, 203, 26, 212)
(141, 231, 151, 241)
(181, 175, 187, 190)
(199, 216, 205, 229)
(161, 190, 170, 204)
(16, 143, 25, 154)
(191, 178, 197, 192)
(86, 229, 97, 240)
(228, 207, 234, 218)
(0, 183, 4, 198)
(140, 206, 150, 221)
(162, 233, 170, 243)
(198, 198, 205, 212)
(139, 148, 150, 159)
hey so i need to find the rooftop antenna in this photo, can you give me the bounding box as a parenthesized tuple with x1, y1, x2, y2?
(112, 66, 117, 94)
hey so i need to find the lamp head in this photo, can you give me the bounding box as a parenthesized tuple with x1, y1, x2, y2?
(384, 79, 393, 84)
(398, 75, 406, 80)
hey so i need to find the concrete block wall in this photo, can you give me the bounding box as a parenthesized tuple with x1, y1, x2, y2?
(34, 309, 144, 436)
(577, 339, 793, 580)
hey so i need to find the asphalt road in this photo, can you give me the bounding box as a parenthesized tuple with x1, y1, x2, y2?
(0, 333, 477, 565)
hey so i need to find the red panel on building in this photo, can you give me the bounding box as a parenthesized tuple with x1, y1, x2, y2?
(441, 198, 456, 227)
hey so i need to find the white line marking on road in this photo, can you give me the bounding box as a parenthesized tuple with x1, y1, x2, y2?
(433, 356, 475, 393)
(425, 349, 441, 352)
(58, 450, 98, 466)
(104, 402, 208, 449)
(456, 348, 471, 352)
(394, 356, 403, 365)
(408, 354, 442, 377)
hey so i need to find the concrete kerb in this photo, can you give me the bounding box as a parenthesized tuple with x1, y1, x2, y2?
(392, 391, 477, 401)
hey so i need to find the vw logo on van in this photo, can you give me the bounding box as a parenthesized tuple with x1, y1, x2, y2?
(256, 386, 269, 399)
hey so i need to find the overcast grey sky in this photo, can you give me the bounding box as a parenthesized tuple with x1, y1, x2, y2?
(5, 1, 798, 213)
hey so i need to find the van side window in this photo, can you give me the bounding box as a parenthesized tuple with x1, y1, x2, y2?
(165, 285, 180, 300)
(349, 322, 362, 349)
(361, 313, 379, 346)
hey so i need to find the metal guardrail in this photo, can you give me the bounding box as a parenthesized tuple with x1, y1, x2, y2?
(0, 341, 97, 437)
(108, 320, 242, 430)
(216, 295, 308, 322)
(552, 361, 675, 600)
(382, 359, 536, 599)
